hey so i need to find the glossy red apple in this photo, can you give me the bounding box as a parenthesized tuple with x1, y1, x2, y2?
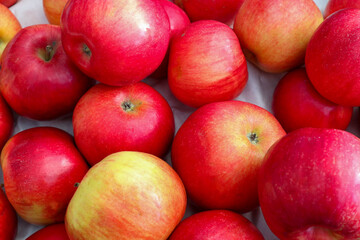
(272, 68, 353, 132)
(168, 20, 248, 108)
(26, 224, 69, 240)
(65, 151, 187, 240)
(0, 3, 21, 58)
(324, 0, 360, 18)
(171, 100, 285, 212)
(169, 210, 264, 240)
(0, 24, 93, 121)
(233, 0, 323, 73)
(43, 0, 68, 25)
(0, 0, 17, 8)
(61, 0, 170, 86)
(1, 127, 89, 225)
(259, 128, 360, 239)
(0, 95, 13, 150)
(73, 82, 175, 166)
(306, 8, 360, 106)
(0, 189, 17, 240)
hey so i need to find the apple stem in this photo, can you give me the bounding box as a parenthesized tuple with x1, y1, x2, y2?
(45, 45, 53, 62)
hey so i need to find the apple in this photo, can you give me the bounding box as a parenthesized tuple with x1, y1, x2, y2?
(0, 94, 13, 150)
(171, 100, 285, 212)
(272, 68, 353, 132)
(0, 189, 17, 240)
(174, 0, 245, 25)
(324, 0, 360, 18)
(0, 0, 17, 8)
(0, 3, 21, 58)
(259, 128, 360, 239)
(306, 8, 360, 106)
(73, 82, 175, 166)
(168, 20, 248, 108)
(233, 0, 323, 73)
(169, 210, 264, 240)
(26, 224, 69, 240)
(43, 0, 68, 25)
(150, 0, 190, 79)
(61, 0, 170, 86)
(1, 127, 89, 225)
(65, 151, 187, 240)
(0, 24, 93, 121)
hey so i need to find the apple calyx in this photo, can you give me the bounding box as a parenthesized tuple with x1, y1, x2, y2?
(247, 132, 259, 144)
(82, 43, 91, 57)
(121, 101, 135, 112)
(74, 182, 80, 187)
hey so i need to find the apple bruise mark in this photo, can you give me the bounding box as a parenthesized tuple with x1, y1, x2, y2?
(247, 132, 259, 144)
(121, 101, 135, 112)
(82, 43, 91, 57)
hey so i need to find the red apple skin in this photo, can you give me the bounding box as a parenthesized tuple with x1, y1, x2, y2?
(61, 0, 170, 86)
(0, 189, 17, 240)
(305, 8, 360, 106)
(150, 0, 190, 79)
(1, 127, 89, 225)
(73, 82, 175, 166)
(43, 0, 68, 25)
(0, 3, 21, 58)
(0, 95, 13, 150)
(169, 210, 264, 240)
(174, 0, 244, 24)
(65, 151, 187, 240)
(168, 20, 248, 108)
(272, 68, 353, 132)
(0, 0, 17, 8)
(171, 101, 286, 212)
(234, 0, 323, 73)
(325, 0, 360, 18)
(0, 24, 93, 121)
(26, 224, 69, 240)
(258, 128, 360, 239)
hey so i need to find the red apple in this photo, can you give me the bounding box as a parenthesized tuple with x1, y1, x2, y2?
(0, 189, 17, 240)
(324, 0, 360, 18)
(65, 151, 187, 240)
(73, 82, 175, 166)
(258, 128, 360, 239)
(169, 210, 264, 240)
(272, 68, 353, 132)
(1, 127, 89, 225)
(0, 94, 13, 150)
(0, 0, 17, 8)
(306, 8, 360, 106)
(233, 0, 323, 73)
(171, 100, 285, 212)
(0, 24, 93, 121)
(61, 0, 170, 86)
(43, 0, 68, 25)
(26, 224, 69, 240)
(168, 20, 248, 108)
(0, 3, 21, 58)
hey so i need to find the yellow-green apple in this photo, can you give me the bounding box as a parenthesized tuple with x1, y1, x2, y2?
(0, 3, 21, 58)
(258, 128, 360, 239)
(174, 0, 244, 25)
(0, 24, 93, 121)
(233, 0, 323, 73)
(0, 0, 17, 8)
(43, 0, 68, 25)
(27, 224, 69, 240)
(150, 0, 190, 79)
(0, 189, 17, 240)
(306, 8, 360, 106)
(65, 151, 187, 240)
(61, 0, 170, 86)
(171, 100, 285, 212)
(272, 68, 353, 132)
(325, 0, 360, 18)
(0, 94, 13, 150)
(168, 20, 248, 108)
(169, 210, 264, 240)
(1, 127, 89, 225)
(73, 82, 175, 166)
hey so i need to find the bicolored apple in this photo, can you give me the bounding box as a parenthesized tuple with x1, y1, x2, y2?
(0, 3, 21, 58)
(43, 0, 68, 25)
(26, 224, 69, 240)
(0, 94, 13, 150)
(0, 0, 17, 8)
(324, 0, 360, 18)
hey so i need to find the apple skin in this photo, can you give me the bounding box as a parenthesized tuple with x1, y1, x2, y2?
(258, 128, 360, 239)
(0, 0, 17, 8)
(171, 100, 285, 212)
(174, 0, 244, 24)
(65, 151, 187, 240)
(1, 127, 89, 225)
(61, 0, 170, 86)
(0, 3, 21, 58)
(0, 24, 94, 121)
(272, 68, 353, 132)
(306, 8, 360, 106)
(73, 82, 175, 166)
(325, 0, 360, 18)
(233, 0, 323, 73)
(169, 210, 264, 240)
(0, 189, 17, 240)
(43, 0, 68, 25)
(26, 224, 69, 240)
(0, 94, 13, 150)
(168, 20, 248, 108)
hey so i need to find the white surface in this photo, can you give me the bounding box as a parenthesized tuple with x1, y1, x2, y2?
(6, 0, 356, 239)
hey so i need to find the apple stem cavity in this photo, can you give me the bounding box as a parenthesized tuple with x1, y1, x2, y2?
(121, 101, 135, 112)
(83, 44, 91, 57)
(247, 132, 259, 144)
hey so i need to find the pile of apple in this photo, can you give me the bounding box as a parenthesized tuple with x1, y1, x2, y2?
(1, 0, 360, 239)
